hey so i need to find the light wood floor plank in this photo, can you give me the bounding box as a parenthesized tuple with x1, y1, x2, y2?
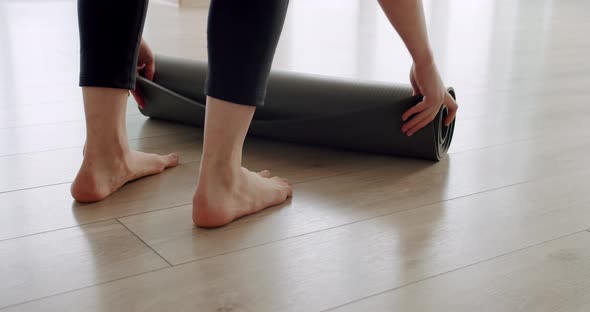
(0, 139, 393, 241)
(0, 220, 169, 309)
(332, 232, 590, 312)
(2, 122, 588, 242)
(2, 121, 587, 242)
(118, 131, 590, 264)
(0, 168, 193, 242)
(6, 171, 590, 311)
(449, 102, 590, 153)
(0, 131, 201, 193)
(455, 91, 589, 121)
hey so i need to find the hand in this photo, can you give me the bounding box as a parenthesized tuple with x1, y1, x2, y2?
(401, 61, 458, 136)
(130, 39, 155, 108)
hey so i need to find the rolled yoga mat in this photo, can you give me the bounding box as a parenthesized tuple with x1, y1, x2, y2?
(137, 55, 456, 161)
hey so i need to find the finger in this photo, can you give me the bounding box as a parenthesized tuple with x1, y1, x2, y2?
(402, 94, 441, 122)
(406, 109, 439, 136)
(137, 64, 146, 72)
(402, 103, 439, 133)
(443, 93, 458, 126)
(145, 61, 155, 81)
(402, 100, 428, 122)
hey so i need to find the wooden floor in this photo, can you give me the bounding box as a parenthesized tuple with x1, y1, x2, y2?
(1, 0, 590, 311)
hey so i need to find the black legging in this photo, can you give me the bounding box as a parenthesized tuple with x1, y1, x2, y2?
(78, 0, 289, 107)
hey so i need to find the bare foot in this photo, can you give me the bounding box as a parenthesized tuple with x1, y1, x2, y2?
(193, 167, 293, 228)
(71, 150, 179, 203)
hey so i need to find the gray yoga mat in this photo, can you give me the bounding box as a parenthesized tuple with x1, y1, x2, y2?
(137, 55, 456, 160)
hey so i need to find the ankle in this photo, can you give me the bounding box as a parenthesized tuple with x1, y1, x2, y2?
(199, 161, 241, 187)
(83, 141, 129, 161)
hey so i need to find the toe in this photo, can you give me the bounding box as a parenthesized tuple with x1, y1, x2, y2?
(128, 152, 178, 180)
(271, 177, 293, 197)
(164, 153, 180, 168)
(283, 184, 294, 198)
(272, 176, 290, 184)
(258, 170, 272, 178)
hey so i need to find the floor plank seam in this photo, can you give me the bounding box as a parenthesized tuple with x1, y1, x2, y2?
(0, 181, 71, 195)
(287, 167, 373, 186)
(116, 219, 174, 267)
(0, 162, 551, 247)
(0, 219, 110, 243)
(320, 230, 590, 312)
(3, 215, 588, 311)
(0, 169, 364, 241)
(0, 129, 195, 159)
(0, 169, 573, 310)
(0, 112, 142, 131)
(0, 161, 356, 228)
(0, 159, 201, 195)
(451, 141, 590, 157)
(0, 202, 191, 243)
(449, 131, 590, 156)
(4, 147, 574, 196)
(0, 146, 84, 159)
(171, 179, 536, 267)
(0, 265, 172, 311)
(449, 135, 544, 155)
(0, 172, 535, 255)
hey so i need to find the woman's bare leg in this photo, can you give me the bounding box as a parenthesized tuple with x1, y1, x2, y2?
(71, 87, 178, 202)
(194, 0, 292, 227)
(192, 97, 292, 228)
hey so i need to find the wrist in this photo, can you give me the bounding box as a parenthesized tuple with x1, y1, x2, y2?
(411, 48, 434, 68)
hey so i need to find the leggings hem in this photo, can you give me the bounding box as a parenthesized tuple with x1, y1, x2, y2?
(79, 75, 135, 90)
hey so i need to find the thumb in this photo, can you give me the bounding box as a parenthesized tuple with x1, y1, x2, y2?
(145, 61, 155, 81)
